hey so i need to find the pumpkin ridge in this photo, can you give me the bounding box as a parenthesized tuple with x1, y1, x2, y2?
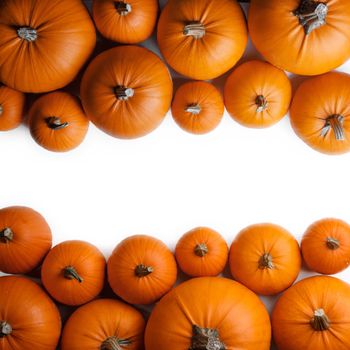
(0, 321, 12, 337)
(0, 227, 13, 243)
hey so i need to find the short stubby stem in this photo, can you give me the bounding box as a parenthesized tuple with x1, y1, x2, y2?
(0, 321, 12, 337)
(0, 105, 3, 116)
(115, 86, 135, 101)
(115, 1, 132, 16)
(320, 114, 345, 141)
(63, 266, 83, 283)
(101, 336, 131, 350)
(186, 104, 202, 115)
(183, 22, 206, 39)
(190, 325, 226, 350)
(194, 243, 208, 257)
(310, 309, 330, 331)
(0, 228, 14, 243)
(255, 95, 268, 113)
(45, 117, 69, 130)
(258, 253, 274, 270)
(326, 237, 340, 250)
(135, 264, 153, 277)
(17, 27, 38, 42)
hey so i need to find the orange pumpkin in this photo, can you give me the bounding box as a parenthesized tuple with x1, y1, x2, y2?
(0, 276, 61, 350)
(61, 298, 145, 350)
(171, 81, 224, 134)
(224, 60, 292, 128)
(0, 0, 96, 93)
(29, 92, 89, 152)
(301, 218, 350, 275)
(157, 0, 248, 80)
(229, 223, 301, 296)
(272, 276, 350, 350)
(145, 277, 271, 349)
(0, 206, 52, 274)
(81, 46, 173, 139)
(0, 85, 25, 131)
(41, 240, 105, 306)
(107, 235, 177, 305)
(175, 227, 228, 277)
(249, 0, 350, 75)
(92, 0, 158, 44)
(290, 72, 350, 155)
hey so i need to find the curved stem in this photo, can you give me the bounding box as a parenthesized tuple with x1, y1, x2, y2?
(190, 325, 226, 350)
(310, 309, 330, 331)
(183, 22, 206, 39)
(115, 1, 132, 16)
(0, 321, 12, 337)
(255, 95, 268, 113)
(258, 253, 274, 270)
(321, 114, 345, 141)
(17, 27, 37, 42)
(135, 264, 153, 277)
(194, 243, 208, 257)
(0, 228, 13, 243)
(101, 336, 131, 350)
(45, 117, 69, 130)
(326, 237, 340, 250)
(64, 266, 83, 283)
(186, 104, 201, 115)
(115, 86, 135, 101)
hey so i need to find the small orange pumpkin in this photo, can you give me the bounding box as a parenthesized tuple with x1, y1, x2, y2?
(29, 92, 89, 152)
(171, 81, 224, 134)
(175, 227, 228, 277)
(41, 240, 106, 306)
(224, 60, 292, 128)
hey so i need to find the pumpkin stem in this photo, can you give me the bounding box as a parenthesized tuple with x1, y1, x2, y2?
(0, 228, 13, 243)
(255, 95, 268, 113)
(0, 105, 3, 116)
(258, 253, 274, 270)
(190, 325, 226, 350)
(115, 86, 135, 101)
(135, 264, 153, 277)
(0, 321, 12, 337)
(183, 22, 206, 39)
(115, 1, 132, 16)
(326, 237, 340, 250)
(310, 309, 330, 331)
(64, 266, 83, 283)
(101, 336, 131, 350)
(186, 104, 202, 115)
(294, 0, 328, 35)
(194, 243, 208, 257)
(45, 117, 69, 130)
(320, 114, 345, 141)
(17, 27, 38, 42)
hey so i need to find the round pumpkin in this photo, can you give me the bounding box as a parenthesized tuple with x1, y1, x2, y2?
(145, 277, 271, 350)
(0, 276, 61, 350)
(107, 235, 177, 305)
(41, 240, 105, 306)
(29, 92, 89, 152)
(61, 298, 145, 350)
(171, 81, 224, 134)
(81, 46, 173, 139)
(224, 60, 292, 128)
(290, 72, 350, 155)
(301, 218, 350, 275)
(272, 275, 350, 350)
(0, 206, 52, 274)
(92, 0, 158, 44)
(229, 223, 301, 296)
(175, 227, 228, 277)
(0, 85, 25, 131)
(249, 0, 350, 75)
(157, 0, 248, 80)
(0, 0, 96, 93)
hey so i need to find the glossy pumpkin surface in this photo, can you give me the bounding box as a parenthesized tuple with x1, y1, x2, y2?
(145, 277, 271, 350)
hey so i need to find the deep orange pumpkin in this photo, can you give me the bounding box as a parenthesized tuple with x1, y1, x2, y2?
(29, 92, 89, 152)
(41, 240, 106, 306)
(81, 46, 173, 139)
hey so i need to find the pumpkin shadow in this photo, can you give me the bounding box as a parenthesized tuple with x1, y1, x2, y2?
(289, 74, 309, 95)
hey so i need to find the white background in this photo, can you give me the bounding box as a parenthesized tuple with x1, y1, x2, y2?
(1, 1, 350, 348)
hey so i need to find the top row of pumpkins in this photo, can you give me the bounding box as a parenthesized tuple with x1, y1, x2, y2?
(0, 0, 349, 93)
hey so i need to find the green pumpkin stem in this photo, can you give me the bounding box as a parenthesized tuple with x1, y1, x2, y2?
(134, 264, 153, 277)
(63, 266, 83, 283)
(190, 325, 226, 350)
(183, 23, 206, 39)
(101, 336, 131, 350)
(0, 321, 12, 337)
(0, 228, 13, 243)
(46, 117, 69, 130)
(310, 309, 330, 331)
(17, 27, 37, 42)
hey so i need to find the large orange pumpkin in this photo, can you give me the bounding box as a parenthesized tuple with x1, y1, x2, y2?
(41, 240, 106, 306)
(81, 46, 173, 139)
(249, 0, 350, 75)
(61, 298, 145, 350)
(229, 223, 301, 295)
(0, 206, 52, 274)
(29, 92, 89, 152)
(301, 218, 350, 274)
(145, 277, 271, 350)
(224, 60, 292, 128)
(272, 276, 350, 350)
(157, 0, 248, 80)
(92, 0, 158, 44)
(0, 0, 96, 93)
(0, 276, 61, 350)
(0, 85, 25, 131)
(290, 72, 350, 155)
(107, 235, 177, 305)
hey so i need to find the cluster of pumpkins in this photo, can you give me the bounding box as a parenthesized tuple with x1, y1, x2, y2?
(1, 0, 350, 154)
(0, 205, 350, 349)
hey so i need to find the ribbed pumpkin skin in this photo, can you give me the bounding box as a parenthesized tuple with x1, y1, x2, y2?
(249, 0, 350, 76)
(0, 85, 25, 131)
(92, 0, 158, 44)
(0, 206, 52, 274)
(172, 81, 224, 134)
(301, 218, 350, 274)
(224, 60, 292, 128)
(61, 299, 145, 350)
(272, 276, 350, 350)
(0, 276, 61, 350)
(145, 277, 271, 350)
(157, 0, 248, 80)
(290, 72, 350, 155)
(107, 235, 177, 305)
(81, 46, 173, 139)
(41, 240, 106, 306)
(0, 0, 96, 93)
(175, 227, 228, 277)
(229, 223, 301, 296)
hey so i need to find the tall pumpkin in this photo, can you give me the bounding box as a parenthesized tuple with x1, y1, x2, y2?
(249, 0, 350, 75)
(157, 0, 248, 80)
(0, 0, 96, 93)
